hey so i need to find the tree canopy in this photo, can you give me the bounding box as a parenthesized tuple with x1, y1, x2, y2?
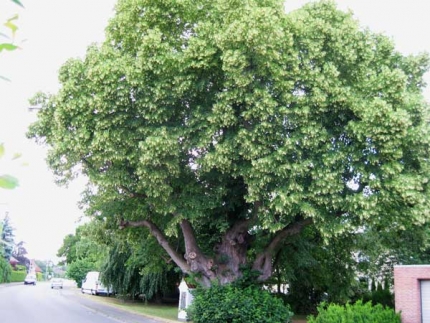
(28, 0, 430, 286)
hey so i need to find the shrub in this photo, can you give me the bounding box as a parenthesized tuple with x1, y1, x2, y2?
(307, 300, 401, 323)
(10, 270, 26, 282)
(188, 284, 293, 323)
(0, 258, 12, 283)
(362, 288, 394, 308)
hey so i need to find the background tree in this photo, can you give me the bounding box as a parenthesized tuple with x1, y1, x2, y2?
(57, 222, 107, 285)
(28, 0, 430, 287)
(0, 221, 12, 282)
(12, 241, 29, 269)
(1, 215, 15, 261)
(102, 231, 180, 302)
(67, 259, 96, 288)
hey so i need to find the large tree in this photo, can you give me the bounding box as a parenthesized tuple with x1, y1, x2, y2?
(28, 0, 430, 286)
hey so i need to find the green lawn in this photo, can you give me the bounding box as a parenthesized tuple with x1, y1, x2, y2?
(82, 293, 308, 322)
(82, 294, 179, 321)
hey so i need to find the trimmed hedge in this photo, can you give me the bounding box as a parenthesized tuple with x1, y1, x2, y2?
(307, 300, 401, 323)
(188, 284, 293, 323)
(10, 270, 26, 282)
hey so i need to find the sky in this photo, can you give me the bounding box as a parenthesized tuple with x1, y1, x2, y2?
(0, 0, 429, 262)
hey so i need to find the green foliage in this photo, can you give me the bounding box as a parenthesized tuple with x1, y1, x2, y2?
(274, 228, 358, 314)
(102, 236, 180, 301)
(57, 223, 105, 265)
(66, 258, 96, 287)
(360, 288, 394, 309)
(36, 272, 43, 281)
(0, 257, 11, 283)
(188, 284, 293, 323)
(307, 300, 400, 323)
(10, 270, 26, 282)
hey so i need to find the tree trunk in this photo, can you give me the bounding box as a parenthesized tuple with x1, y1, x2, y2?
(120, 216, 312, 286)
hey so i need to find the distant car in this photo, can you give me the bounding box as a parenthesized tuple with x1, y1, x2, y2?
(51, 278, 63, 289)
(24, 274, 37, 285)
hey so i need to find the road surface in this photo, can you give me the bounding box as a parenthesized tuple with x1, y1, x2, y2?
(0, 282, 170, 323)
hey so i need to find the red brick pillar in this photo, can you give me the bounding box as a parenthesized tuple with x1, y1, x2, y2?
(394, 265, 430, 323)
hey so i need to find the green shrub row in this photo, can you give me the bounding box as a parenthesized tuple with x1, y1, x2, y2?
(307, 300, 401, 323)
(188, 284, 293, 323)
(10, 270, 26, 282)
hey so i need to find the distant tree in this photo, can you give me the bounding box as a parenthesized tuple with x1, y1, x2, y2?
(12, 241, 29, 269)
(57, 223, 107, 266)
(66, 259, 96, 288)
(1, 215, 14, 261)
(57, 233, 79, 265)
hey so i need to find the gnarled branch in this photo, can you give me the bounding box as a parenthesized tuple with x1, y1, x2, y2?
(253, 217, 313, 281)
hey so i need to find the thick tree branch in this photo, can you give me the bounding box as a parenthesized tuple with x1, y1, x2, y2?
(119, 219, 190, 273)
(224, 200, 261, 242)
(180, 219, 216, 285)
(253, 217, 313, 281)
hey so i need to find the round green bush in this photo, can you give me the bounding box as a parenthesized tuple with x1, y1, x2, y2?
(188, 284, 293, 323)
(307, 300, 401, 323)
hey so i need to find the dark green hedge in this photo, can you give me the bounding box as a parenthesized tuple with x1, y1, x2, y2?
(10, 271, 26, 282)
(307, 300, 401, 323)
(188, 284, 293, 323)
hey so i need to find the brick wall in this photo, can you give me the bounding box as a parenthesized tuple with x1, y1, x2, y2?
(394, 265, 430, 323)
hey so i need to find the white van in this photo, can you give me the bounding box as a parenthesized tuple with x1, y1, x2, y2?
(81, 271, 112, 296)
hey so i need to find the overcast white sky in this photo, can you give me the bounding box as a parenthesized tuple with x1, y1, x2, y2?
(0, 0, 429, 262)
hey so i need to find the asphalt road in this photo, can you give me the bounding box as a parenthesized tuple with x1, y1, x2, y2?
(0, 282, 171, 323)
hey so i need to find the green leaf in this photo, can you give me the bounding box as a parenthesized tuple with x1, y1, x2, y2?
(0, 175, 19, 189)
(0, 144, 4, 158)
(10, 0, 24, 8)
(4, 15, 19, 36)
(0, 43, 18, 52)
